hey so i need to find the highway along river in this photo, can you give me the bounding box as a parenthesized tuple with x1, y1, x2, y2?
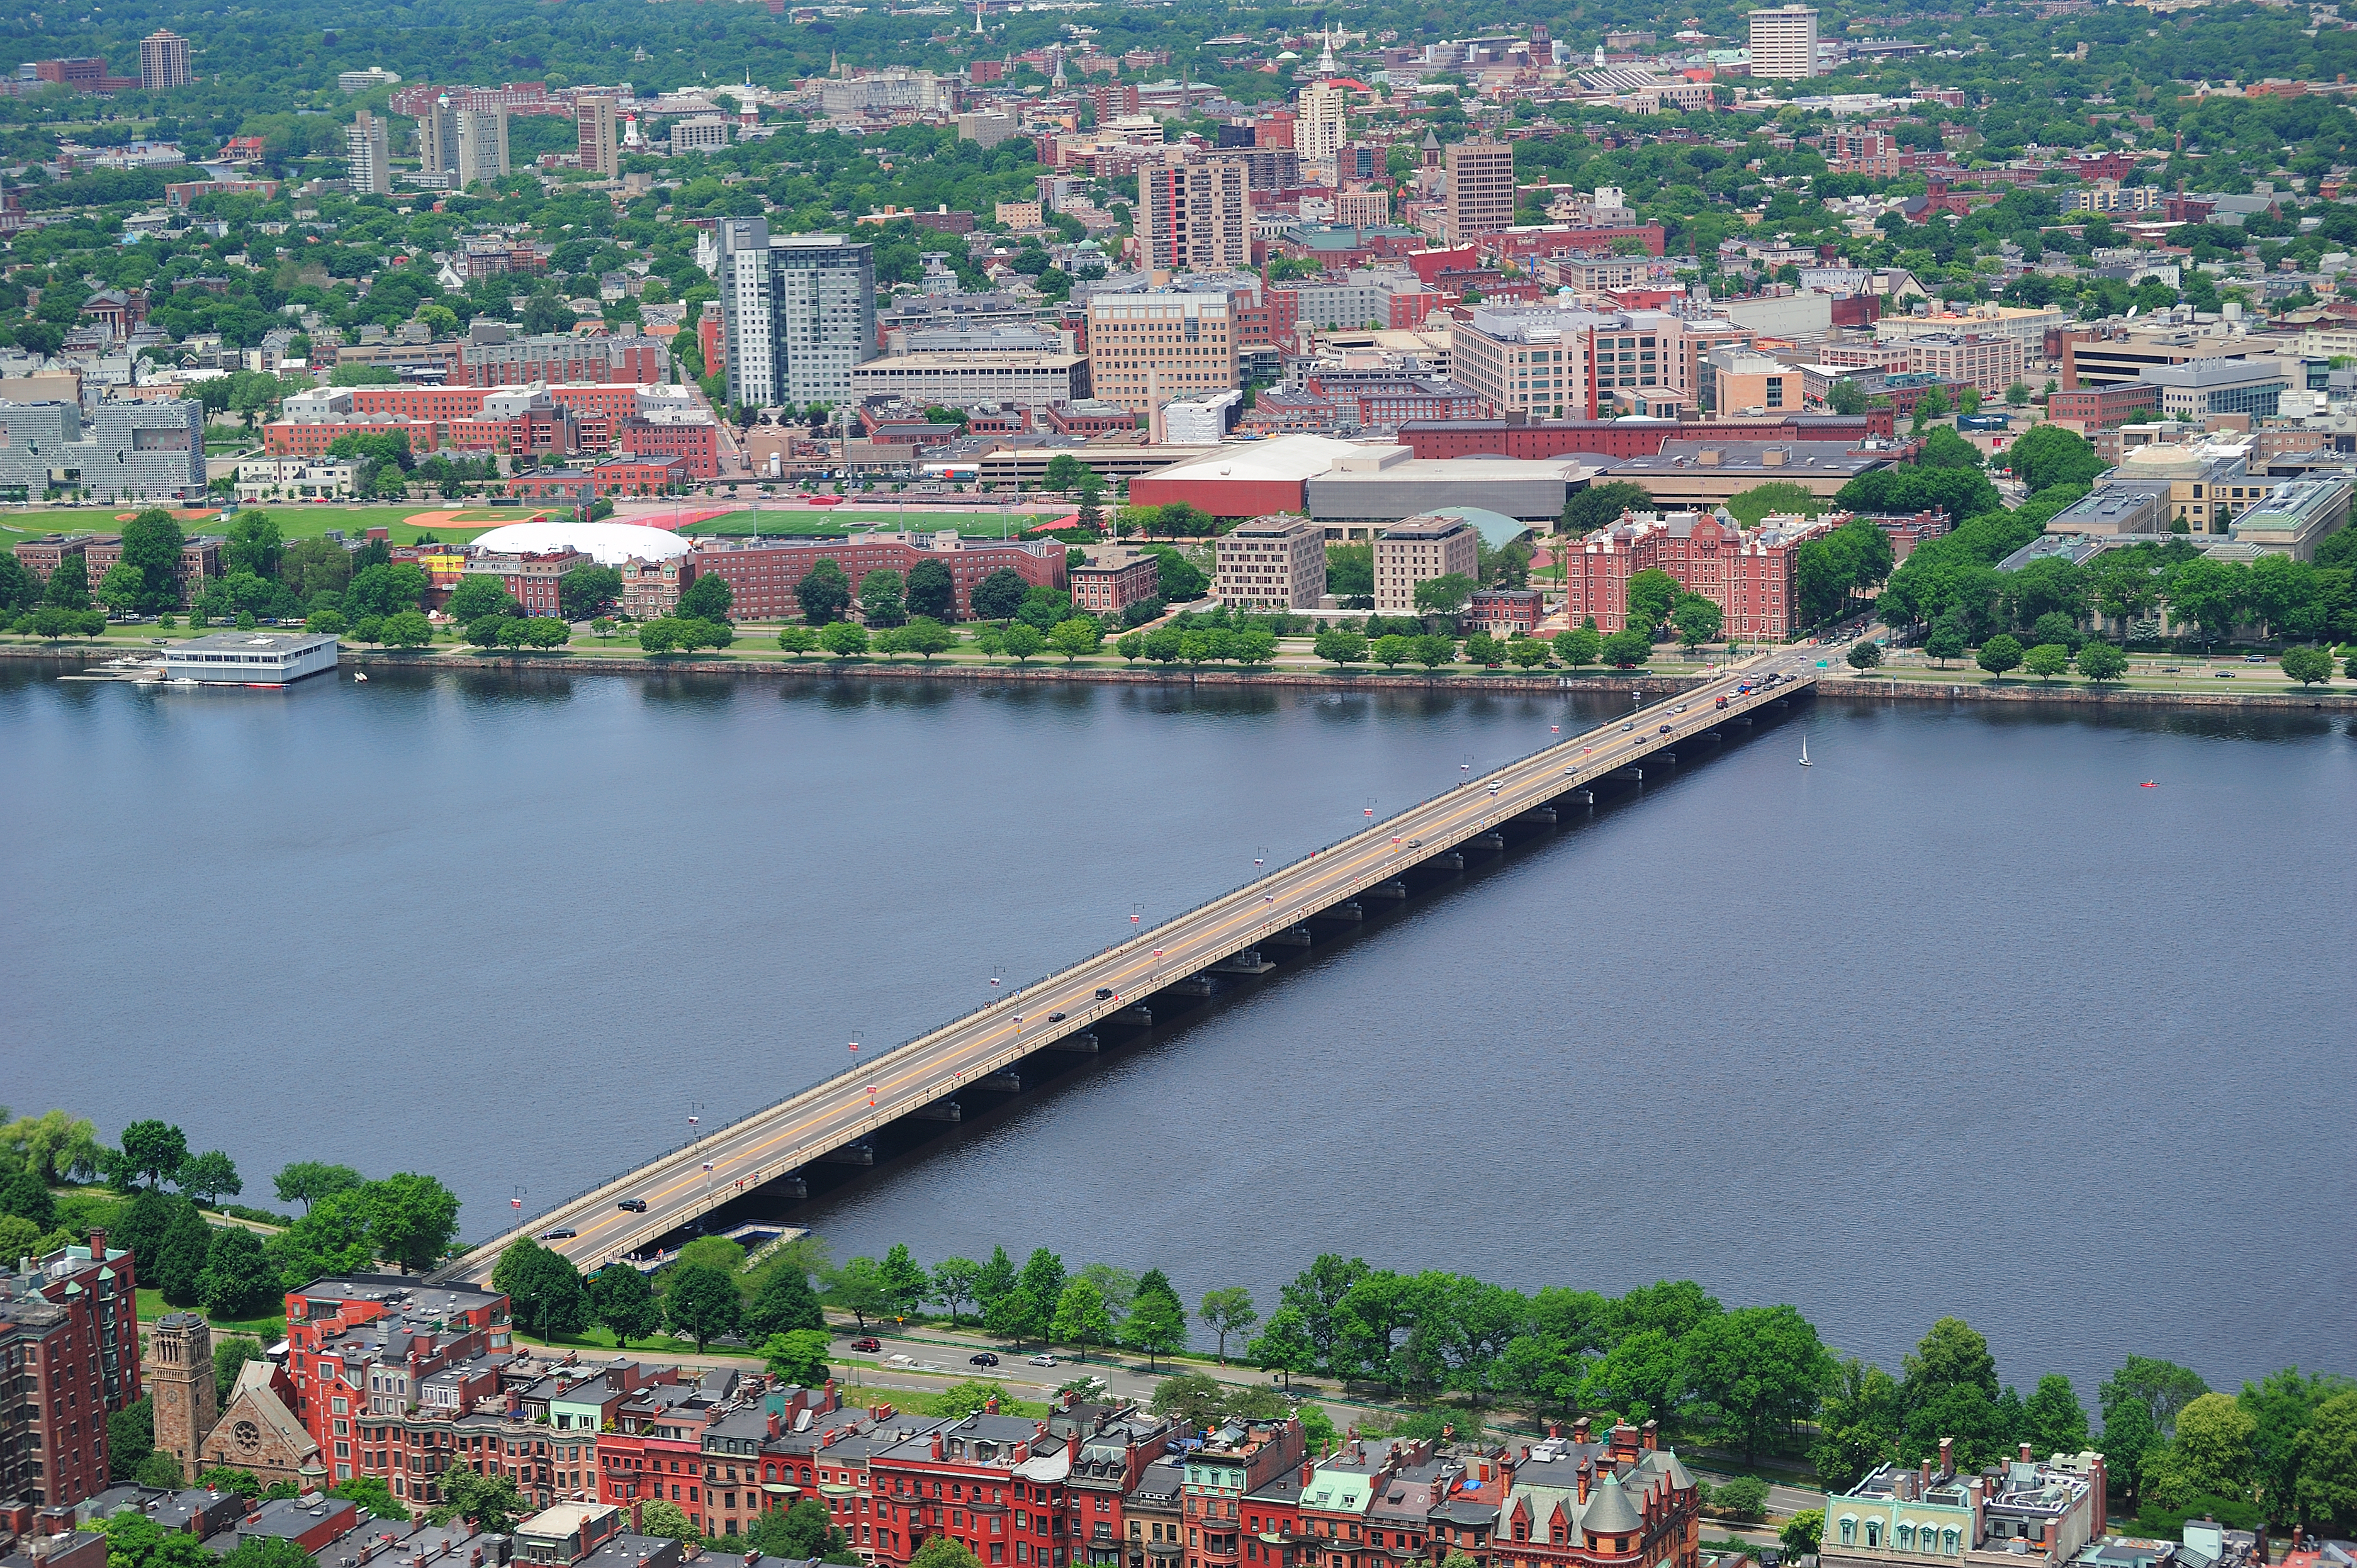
(4, 661, 2351, 1397)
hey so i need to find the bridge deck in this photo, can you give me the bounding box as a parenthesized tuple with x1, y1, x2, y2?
(438, 658, 1820, 1283)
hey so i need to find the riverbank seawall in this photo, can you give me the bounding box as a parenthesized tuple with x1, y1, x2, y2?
(11, 643, 2357, 711)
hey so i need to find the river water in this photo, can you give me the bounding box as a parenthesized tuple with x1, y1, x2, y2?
(4, 662, 2351, 1405)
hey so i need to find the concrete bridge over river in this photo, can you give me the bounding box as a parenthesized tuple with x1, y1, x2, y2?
(436, 650, 1825, 1285)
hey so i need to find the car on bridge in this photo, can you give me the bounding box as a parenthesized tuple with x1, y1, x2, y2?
(1094, 987, 1114, 999)
(540, 1228, 576, 1240)
(617, 1197, 648, 1212)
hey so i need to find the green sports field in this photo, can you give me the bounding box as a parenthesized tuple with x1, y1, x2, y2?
(0, 504, 517, 554)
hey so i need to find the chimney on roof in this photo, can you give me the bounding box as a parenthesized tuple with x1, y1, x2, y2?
(1920, 1460, 1932, 1495)
(88, 1228, 107, 1258)
(1577, 1462, 1591, 1505)
(1641, 1421, 1657, 1453)
(1938, 1438, 1954, 1476)
(984, 1395, 1000, 1416)
(933, 1435, 945, 1460)
(1572, 1419, 1590, 1445)
(1301, 1462, 1314, 1487)
(1546, 1425, 1561, 1441)
(2020, 1443, 2034, 1465)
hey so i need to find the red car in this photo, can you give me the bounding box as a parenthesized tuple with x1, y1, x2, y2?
(850, 1336, 882, 1352)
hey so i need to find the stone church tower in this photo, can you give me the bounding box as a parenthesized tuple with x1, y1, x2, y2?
(149, 1312, 217, 1482)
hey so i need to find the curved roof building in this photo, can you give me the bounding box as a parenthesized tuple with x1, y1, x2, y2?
(468, 521, 691, 564)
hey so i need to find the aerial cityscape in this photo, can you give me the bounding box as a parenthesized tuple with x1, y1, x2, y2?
(0, 8, 2351, 1568)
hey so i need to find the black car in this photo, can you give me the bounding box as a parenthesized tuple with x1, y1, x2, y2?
(970, 1352, 1000, 1367)
(1094, 987, 1114, 999)
(1047, 1011, 1066, 1022)
(617, 1198, 648, 1212)
(540, 1228, 577, 1240)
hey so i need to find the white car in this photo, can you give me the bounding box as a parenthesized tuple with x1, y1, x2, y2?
(1030, 1353, 1058, 1367)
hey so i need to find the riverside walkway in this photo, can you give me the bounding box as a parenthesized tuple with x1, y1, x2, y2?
(436, 649, 1825, 1284)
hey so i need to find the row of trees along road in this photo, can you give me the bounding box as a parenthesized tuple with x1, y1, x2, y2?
(780, 1241, 2357, 1533)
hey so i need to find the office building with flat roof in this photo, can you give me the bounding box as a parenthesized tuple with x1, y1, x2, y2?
(164, 631, 340, 686)
(1213, 515, 1325, 610)
(2227, 473, 2351, 560)
(1747, 6, 1821, 78)
(1086, 292, 1237, 414)
(2144, 357, 2288, 420)
(1446, 138, 1516, 241)
(1373, 513, 1478, 613)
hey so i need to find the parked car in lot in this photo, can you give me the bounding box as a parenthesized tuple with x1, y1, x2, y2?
(851, 1336, 882, 1352)
(970, 1352, 1000, 1367)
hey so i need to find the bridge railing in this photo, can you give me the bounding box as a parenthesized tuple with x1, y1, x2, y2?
(442, 666, 1809, 1276)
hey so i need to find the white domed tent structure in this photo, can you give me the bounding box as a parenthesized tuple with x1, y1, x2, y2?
(468, 522, 691, 564)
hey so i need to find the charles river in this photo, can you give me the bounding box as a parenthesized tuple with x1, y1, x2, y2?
(6, 661, 2353, 1403)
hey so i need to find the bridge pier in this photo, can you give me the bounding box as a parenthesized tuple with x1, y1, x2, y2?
(970, 1070, 1023, 1093)
(1266, 926, 1314, 946)
(1364, 880, 1409, 900)
(1470, 832, 1505, 851)
(1516, 807, 1558, 824)
(909, 1100, 962, 1123)
(1111, 1005, 1154, 1026)
(1040, 1031, 1099, 1054)
(818, 1143, 874, 1166)
(1428, 851, 1464, 870)
(1209, 950, 1274, 974)
(1166, 973, 1223, 997)
(1316, 900, 1364, 922)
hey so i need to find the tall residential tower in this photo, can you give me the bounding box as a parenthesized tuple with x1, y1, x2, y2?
(139, 28, 191, 91)
(347, 110, 390, 196)
(717, 218, 878, 409)
(1747, 6, 1822, 78)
